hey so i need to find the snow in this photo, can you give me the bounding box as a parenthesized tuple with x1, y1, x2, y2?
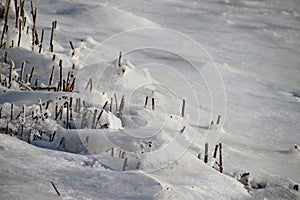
(1, 0, 300, 199)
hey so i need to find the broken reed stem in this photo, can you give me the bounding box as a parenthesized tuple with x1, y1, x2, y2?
(50, 21, 55, 52)
(34, 79, 38, 87)
(118, 51, 122, 67)
(111, 147, 114, 156)
(18, 81, 33, 91)
(85, 78, 92, 91)
(27, 129, 32, 143)
(69, 97, 73, 108)
(66, 102, 69, 129)
(216, 115, 221, 125)
(204, 143, 208, 163)
(213, 144, 219, 159)
(18, 20, 22, 47)
(28, 67, 34, 83)
(19, 62, 25, 82)
(144, 96, 148, 108)
(95, 109, 104, 128)
(11, 103, 14, 121)
(30, 1, 37, 50)
(69, 41, 75, 56)
(14, 0, 18, 28)
(110, 97, 113, 112)
(95, 101, 108, 128)
(59, 60, 62, 91)
(151, 97, 155, 110)
(70, 78, 76, 92)
(38, 29, 44, 53)
(4, 51, 8, 63)
(20, 0, 24, 20)
(1, 0, 11, 47)
(219, 143, 223, 173)
(50, 181, 61, 196)
(49, 65, 55, 87)
(8, 62, 13, 88)
(122, 157, 128, 171)
(181, 99, 186, 117)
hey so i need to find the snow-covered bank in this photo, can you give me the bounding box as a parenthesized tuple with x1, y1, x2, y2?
(1, 0, 300, 199)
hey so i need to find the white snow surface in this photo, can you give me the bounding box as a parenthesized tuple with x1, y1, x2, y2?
(0, 0, 300, 199)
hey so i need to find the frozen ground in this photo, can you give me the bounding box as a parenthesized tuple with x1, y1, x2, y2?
(0, 0, 300, 199)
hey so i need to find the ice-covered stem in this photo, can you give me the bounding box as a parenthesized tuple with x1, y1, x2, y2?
(38, 98, 44, 121)
(181, 99, 186, 117)
(118, 51, 123, 67)
(0, 0, 11, 47)
(204, 143, 208, 163)
(91, 109, 98, 129)
(114, 93, 118, 112)
(144, 96, 148, 108)
(119, 95, 125, 119)
(85, 78, 92, 91)
(75, 98, 81, 113)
